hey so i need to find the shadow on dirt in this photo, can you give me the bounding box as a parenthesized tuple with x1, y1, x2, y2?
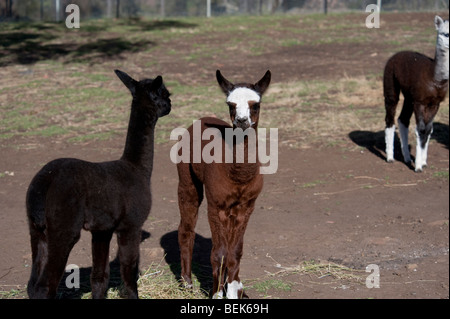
(0, 19, 197, 66)
(56, 230, 150, 299)
(160, 230, 213, 296)
(118, 18, 197, 32)
(432, 122, 449, 150)
(349, 122, 449, 168)
(348, 129, 408, 164)
(1, 35, 155, 66)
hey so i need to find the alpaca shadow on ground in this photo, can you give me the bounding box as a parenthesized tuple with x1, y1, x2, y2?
(348, 129, 414, 169)
(349, 122, 449, 168)
(432, 122, 449, 150)
(160, 231, 213, 296)
(57, 230, 150, 299)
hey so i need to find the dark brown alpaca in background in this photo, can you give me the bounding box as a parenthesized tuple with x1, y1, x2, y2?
(384, 15, 449, 172)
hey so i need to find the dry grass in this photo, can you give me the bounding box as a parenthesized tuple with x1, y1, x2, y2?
(268, 259, 366, 283)
(261, 76, 448, 149)
(77, 261, 208, 299)
(264, 253, 366, 283)
(136, 264, 208, 299)
(242, 256, 368, 298)
(261, 75, 382, 148)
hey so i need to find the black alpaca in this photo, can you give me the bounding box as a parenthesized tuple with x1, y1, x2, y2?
(26, 70, 171, 299)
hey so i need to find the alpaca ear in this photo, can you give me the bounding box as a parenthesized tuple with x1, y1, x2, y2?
(216, 70, 234, 94)
(151, 75, 163, 90)
(435, 15, 444, 31)
(115, 69, 138, 96)
(254, 70, 271, 95)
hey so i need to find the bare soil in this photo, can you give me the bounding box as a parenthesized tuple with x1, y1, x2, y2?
(0, 12, 448, 299)
(1, 136, 448, 299)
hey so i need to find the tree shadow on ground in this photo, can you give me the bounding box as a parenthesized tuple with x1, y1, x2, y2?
(1, 34, 155, 66)
(160, 230, 213, 297)
(0, 19, 197, 67)
(117, 18, 198, 31)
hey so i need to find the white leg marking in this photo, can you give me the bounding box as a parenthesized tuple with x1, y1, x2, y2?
(415, 128, 432, 172)
(212, 290, 223, 299)
(415, 128, 424, 172)
(385, 125, 396, 162)
(226, 280, 243, 299)
(422, 128, 433, 168)
(398, 119, 411, 163)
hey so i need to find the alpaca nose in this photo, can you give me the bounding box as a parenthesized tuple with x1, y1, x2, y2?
(235, 117, 250, 130)
(236, 117, 248, 125)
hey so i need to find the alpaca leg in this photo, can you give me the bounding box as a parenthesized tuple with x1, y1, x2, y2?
(208, 209, 227, 299)
(398, 97, 414, 164)
(414, 113, 435, 172)
(415, 124, 433, 172)
(27, 226, 48, 298)
(398, 119, 411, 164)
(422, 127, 433, 167)
(117, 229, 141, 299)
(210, 242, 227, 299)
(91, 230, 113, 299)
(178, 210, 199, 288)
(384, 125, 396, 163)
(225, 240, 246, 299)
(383, 71, 400, 163)
(32, 229, 80, 298)
(177, 164, 203, 288)
(415, 128, 424, 172)
(384, 103, 399, 163)
(225, 207, 251, 299)
(28, 204, 83, 299)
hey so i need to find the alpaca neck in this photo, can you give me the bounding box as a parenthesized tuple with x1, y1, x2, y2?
(226, 129, 259, 183)
(434, 43, 449, 82)
(121, 101, 156, 178)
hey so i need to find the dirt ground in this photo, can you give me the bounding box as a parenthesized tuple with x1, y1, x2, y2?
(0, 12, 448, 299)
(1, 136, 449, 299)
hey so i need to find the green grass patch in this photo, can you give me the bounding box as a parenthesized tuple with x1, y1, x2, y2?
(433, 170, 449, 180)
(252, 279, 292, 294)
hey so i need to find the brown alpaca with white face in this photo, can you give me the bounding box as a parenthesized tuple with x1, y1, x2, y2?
(177, 70, 271, 298)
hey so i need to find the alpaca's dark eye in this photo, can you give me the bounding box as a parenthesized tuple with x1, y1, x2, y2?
(249, 102, 259, 113)
(227, 102, 236, 116)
